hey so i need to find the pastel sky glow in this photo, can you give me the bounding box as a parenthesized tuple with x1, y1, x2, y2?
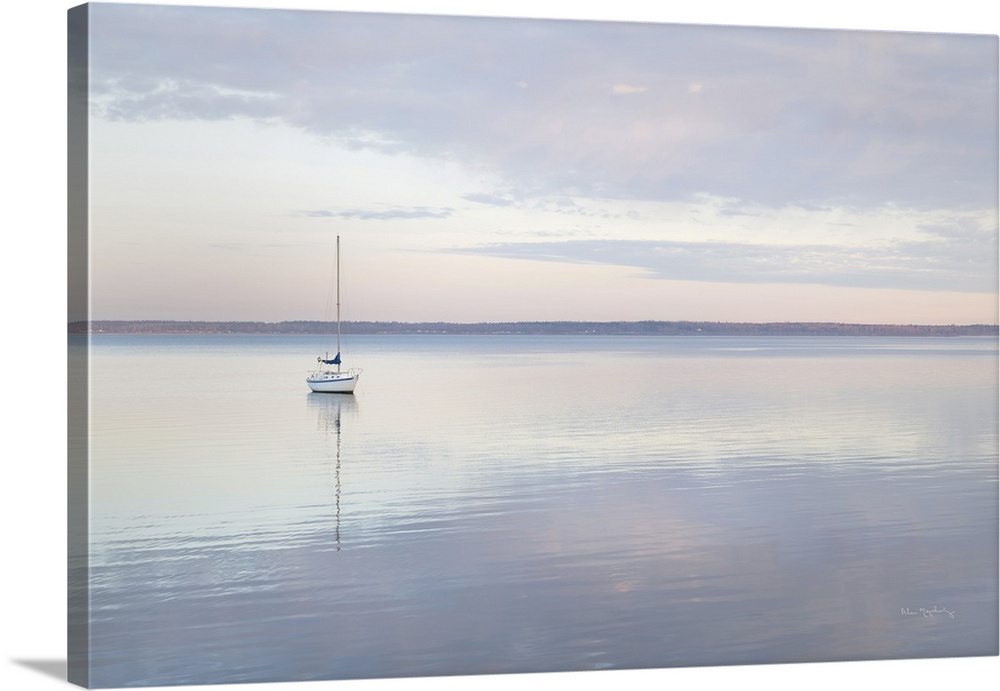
(84, 2, 999, 323)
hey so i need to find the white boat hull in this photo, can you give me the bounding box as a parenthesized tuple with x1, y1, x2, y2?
(306, 371, 359, 393)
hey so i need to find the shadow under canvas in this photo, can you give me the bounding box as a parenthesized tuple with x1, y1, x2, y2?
(12, 659, 67, 682)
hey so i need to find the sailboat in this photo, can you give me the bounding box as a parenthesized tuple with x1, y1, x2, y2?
(307, 235, 361, 393)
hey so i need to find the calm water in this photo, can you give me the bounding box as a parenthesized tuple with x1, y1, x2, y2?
(78, 334, 998, 687)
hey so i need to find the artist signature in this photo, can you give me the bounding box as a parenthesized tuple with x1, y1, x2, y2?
(901, 606, 955, 619)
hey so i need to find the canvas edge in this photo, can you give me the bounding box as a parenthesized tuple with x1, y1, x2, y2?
(67, 3, 91, 688)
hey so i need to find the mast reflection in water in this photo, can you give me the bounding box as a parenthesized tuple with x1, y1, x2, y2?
(307, 393, 358, 551)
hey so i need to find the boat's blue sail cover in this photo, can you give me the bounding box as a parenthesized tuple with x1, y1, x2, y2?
(321, 353, 341, 365)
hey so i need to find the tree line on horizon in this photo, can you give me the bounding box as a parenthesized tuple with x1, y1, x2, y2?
(69, 320, 999, 337)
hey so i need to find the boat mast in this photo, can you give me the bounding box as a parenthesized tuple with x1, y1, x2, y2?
(336, 235, 342, 373)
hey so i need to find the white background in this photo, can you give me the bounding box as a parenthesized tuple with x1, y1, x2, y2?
(2, 2, 997, 690)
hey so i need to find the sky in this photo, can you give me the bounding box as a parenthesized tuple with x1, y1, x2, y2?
(80, 1, 999, 324)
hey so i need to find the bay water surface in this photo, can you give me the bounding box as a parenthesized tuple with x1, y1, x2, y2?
(81, 334, 998, 687)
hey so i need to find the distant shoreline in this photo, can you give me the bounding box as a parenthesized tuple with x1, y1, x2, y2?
(69, 320, 999, 337)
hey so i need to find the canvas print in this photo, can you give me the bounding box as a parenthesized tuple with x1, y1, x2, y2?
(68, 2, 998, 688)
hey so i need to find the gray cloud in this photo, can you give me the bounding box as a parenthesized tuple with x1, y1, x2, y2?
(89, 5, 998, 211)
(453, 235, 997, 292)
(461, 192, 519, 207)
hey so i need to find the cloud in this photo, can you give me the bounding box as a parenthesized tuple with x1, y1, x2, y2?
(461, 192, 519, 207)
(92, 78, 282, 122)
(302, 206, 454, 221)
(88, 5, 998, 212)
(452, 237, 996, 293)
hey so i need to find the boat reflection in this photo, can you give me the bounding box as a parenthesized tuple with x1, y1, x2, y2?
(307, 393, 358, 550)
